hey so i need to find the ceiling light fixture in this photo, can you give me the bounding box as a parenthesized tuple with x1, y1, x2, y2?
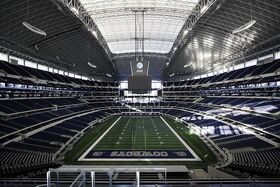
(23, 22, 46, 36)
(91, 30, 98, 39)
(23, 0, 46, 36)
(200, 5, 208, 14)
(183, 28, 192, 37)
(87, 44, 97, 69)
(232, 20, 256, 34)
(232, 0, 256, 34)
(51, 0, 62, 11)
(169, 73, 175, 77)
(71, 7, 79, 15)
(88, 62, 96, 68)
(216, 4, 221, 10)
(34, 44, 39, 50)
(184, 61, 193, 68)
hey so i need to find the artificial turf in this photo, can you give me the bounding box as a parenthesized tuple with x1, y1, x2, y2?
(163, 117, 217, 163)
(63, 115, 217, 168)
(94, 116, 186, 150)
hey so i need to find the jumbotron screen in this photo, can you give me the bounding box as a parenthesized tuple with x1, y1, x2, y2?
(128, 76, 152, 92)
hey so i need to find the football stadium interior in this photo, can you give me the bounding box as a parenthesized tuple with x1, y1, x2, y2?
(0, 0, 280, 186)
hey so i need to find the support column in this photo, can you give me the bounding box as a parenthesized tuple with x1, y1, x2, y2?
(47, 171, 51, 187)
(82, 172, 86, 187)
(136, 171, 140, 187)
(56, 171, 59, 187)
(108, 171, 113, 187)
(91, 171, 95, 187)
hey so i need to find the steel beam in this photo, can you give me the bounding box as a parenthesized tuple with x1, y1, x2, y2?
(169, 0, 219, 59)
(112, 52, 170, 60)
(56, 0, 113, 60)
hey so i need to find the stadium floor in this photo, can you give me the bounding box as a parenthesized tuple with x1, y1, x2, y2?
(78, 116, 200, 161)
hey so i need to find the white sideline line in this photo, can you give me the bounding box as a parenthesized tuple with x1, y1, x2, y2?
(78, 116, 122, 161)
(160, 117, 201, 161)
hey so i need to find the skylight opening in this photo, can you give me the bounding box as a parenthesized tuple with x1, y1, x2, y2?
(78, 0, 200, 54)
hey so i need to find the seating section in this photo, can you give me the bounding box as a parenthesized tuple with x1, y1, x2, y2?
(157, 105, 280, 177)
(0, 147, 57, 177)
(0, 60, 118, 88)
(0, 105, 94, 140)
(164, 59, 280, 87)
(181, 113, 240, 135)
(0, 98, 83, 114)
(129, 61, 280, 178)
(0, 110, 111, 177)
(162, 101, 280, 136)
(1, 58, 280, 178)
(223, 148, 280, 177)
(0, 61, 120, 177)
(200, 97, 280, 114)
(213, 135, 273, 151)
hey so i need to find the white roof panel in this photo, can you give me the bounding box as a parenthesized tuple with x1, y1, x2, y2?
(79, 0, 200, 54)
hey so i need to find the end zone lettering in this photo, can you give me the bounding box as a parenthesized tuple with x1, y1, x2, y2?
(84, 149, 195, 159)
(110, 151, 168, 157)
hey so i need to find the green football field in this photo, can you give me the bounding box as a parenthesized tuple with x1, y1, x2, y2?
(64, 115, 217, 167)
(78, 116, 200, 161)
(94, 116, 186, 150)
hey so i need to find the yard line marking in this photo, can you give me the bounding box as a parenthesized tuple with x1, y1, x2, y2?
(78, 116, 122, 161)
(160, 117, 201, 161)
